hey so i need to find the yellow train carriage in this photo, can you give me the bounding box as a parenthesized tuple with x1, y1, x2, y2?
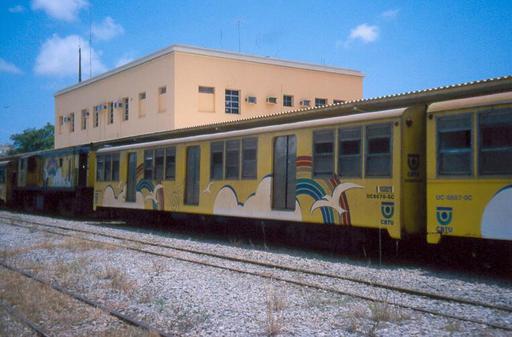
(95, 105, 427, 241)
(426, 92, 512, 244)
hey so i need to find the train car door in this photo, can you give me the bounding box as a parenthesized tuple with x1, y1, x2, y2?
(273, 135, 296, 210)
(126, 152, 137, 202)
(185, 146, 200, 205)
(78, 153, 88, 187)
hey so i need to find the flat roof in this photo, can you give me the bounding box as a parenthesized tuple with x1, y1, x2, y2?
(55, 44, 364, 96)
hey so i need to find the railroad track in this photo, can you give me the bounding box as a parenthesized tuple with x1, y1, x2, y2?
(1, 213, 511, 332)
(0, 261, 173, 337)
(0, 301, 51, 337)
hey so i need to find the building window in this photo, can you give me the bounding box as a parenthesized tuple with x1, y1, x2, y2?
(333, 99, 345, 105)
(144, 149, 154, 180)
(315, 98, 327, 107)
(58, 116, 63, 134)
(159, 86, 167, 95)
(313, 130, 334, 177)
(154, 148, 164, 180)
(478, 109, 512, 176)
(266, 96, 278, 104)
(210, 141, 224, 180)
(107, 102, 114, 124)
(69, 113, 75, 132)
(199, 86, 215, 94)
(123, 97, 129, 121)
(81, 109, 88, 130)
(283, 95, 294, 107)
(225, 89, 240, 114)
(300, 99, 311, 107)
(339, 127, 362, 178)
(242, 137, 257, 179)
(158, 87, 167, 113)
(165, 147, 176, 180)
(225, 140, 240, 179)
(93, 105, 100, 127)
(139, 92, 146, 117)
(366, 124, 392, 177)
(437, 114, 472, 176)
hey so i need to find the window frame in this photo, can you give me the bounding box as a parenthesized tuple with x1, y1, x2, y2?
(225, 89, 240, 114)
(312, 129, 335, 178)
(283, 95, 294, 107)
(365, 123, 393, 178)
(242, 137, 258, 179)
(165, 146, 176, 180)
(143, 149, 154, 180)
(225, 139, 241, 179)
(315, 98, 328, 107)
(210, 141, 224, 180)
(436, 113, 473, 177)
(338, 126, 362, 178)
(477, 109, 512, 177)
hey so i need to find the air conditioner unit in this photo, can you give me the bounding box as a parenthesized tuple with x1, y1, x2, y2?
(300, 99, 311, 107)
(245, 96, 257, 104)
(63, 116, 70, 123)
(266, 96, 278, 104)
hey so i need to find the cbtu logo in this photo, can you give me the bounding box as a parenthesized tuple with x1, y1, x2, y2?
(436, 207, 453, 226)
(381, 202, 394, 219)
(407, 154, 420, 171)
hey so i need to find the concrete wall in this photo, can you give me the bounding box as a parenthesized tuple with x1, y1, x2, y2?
(55, 54, 174, 148)
(173, 51, 363, 129)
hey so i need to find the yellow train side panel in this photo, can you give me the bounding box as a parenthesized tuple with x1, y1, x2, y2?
(95, 114, 407, 240)
(426, 103, 512, 244)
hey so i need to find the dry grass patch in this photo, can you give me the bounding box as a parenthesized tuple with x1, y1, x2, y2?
(265, 283, 286, 336)
(98, 266, 136, 294)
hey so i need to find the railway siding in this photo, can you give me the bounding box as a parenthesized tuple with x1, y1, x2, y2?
(1, 211, 511, 336)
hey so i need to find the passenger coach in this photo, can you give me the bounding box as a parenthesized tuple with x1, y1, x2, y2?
(94, 105, 427, 242)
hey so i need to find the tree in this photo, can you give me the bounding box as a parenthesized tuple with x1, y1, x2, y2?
(9, 123, 54, 154)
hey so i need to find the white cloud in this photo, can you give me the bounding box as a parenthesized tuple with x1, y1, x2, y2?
(31, 0, 88, 22)
(92, 16, 124, 41)
(8, 5, 25, 13)
(0, 58, 23, 74)
(348, 23, 379, 44)
(381, 9, 399, 19)
(115, 55, 134, 68)
(34, 34, 106, 78)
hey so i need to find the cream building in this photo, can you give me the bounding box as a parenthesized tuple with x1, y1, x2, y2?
(54, 45, 364, 149)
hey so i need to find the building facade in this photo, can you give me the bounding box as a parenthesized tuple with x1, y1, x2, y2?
(55, 45, 364, 149)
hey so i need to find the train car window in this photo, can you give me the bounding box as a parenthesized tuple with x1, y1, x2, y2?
(313, 130, 334, 177)
(154, 148, 165, 180)
(437, 114, 472, 176)
(210, 141, 224, 180)
(104, 154, 112, 181)
(242, 137, 258, 179)
(339, 127, 362, 178)
(0, 167, 5, 184)
(366, 124, 392, 177)
(112, 153, 120, 181)
(165, 147, 176, 180)
(144, 150, 154, 180)
(96, 155, 104, 181)
(478, 109, 512, 175)
(225, 140, 241, 179)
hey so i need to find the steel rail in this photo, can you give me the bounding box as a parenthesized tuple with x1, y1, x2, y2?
(0, 261, 174, 337)
(0, 302, 51, 337)
(2, 214, 512, 332)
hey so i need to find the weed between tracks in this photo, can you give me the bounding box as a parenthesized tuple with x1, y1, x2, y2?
(265, 282, 287, 336)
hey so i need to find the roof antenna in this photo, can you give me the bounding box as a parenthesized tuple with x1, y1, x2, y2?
(89, 6, 92, 79)
(237, 20, 241, 52)
(78, 44, 82, 83)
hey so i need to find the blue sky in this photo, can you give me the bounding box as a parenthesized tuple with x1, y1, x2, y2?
(0, 0, 511, 143)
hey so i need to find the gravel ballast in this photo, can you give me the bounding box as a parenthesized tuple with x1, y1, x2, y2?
(0, 210, 510, 336)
